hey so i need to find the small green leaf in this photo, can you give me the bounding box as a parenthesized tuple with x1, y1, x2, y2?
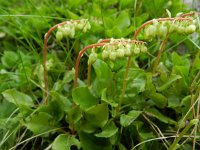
(36, 98, 66, 122)
(66, 10, 80, 20)
(1, 51, 19, 68)
(114, 10, 130, 30)
(115, 68, 146, 99)
(25, 112, 57, 134)
(0, 100, 17, 118)
(63, 68, 75, 83)
(79, 131, 112, 150)
(92, 59, 113, 96)
(101, 88, 118, 107)
(120, 110, 142, 127)
(85, 103, 109, 128)
(149, 92, 167, 108)
(2, 89, 34, 107)
(66, 106, 82, 125)
(51, 92, 72, 111)
(168, 94, 180, 108)
(95, 121, 118, 138)
(72, 87, 97, 109)
(166, 9, 171, 18)
(145, 108, 176, 125)
(157, 74, 182, 92)
(52, 134, 80, 150)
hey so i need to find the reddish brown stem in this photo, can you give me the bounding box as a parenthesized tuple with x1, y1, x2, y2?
(117, 17, 192, 108)
(180, 12, 200, 18)
(73, 39, 144, 88)
(73, 43, 106, 88)
(99, 38, 145, 44)
(43, 20, 79, 104)
(152, 33, 169, 74)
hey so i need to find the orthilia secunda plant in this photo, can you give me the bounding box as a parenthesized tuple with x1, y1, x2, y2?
(119, 14, 199, 111)
(43, 19, 91, 104)
(73, 38, 146, 88)
(130, 16, 196, 76)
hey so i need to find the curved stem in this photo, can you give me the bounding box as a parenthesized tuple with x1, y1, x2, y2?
(73, 43, 106, 88)
(43, 20, 79, 104)
(117, 17, 191, 109)
(74, 39, 144, 88)
(180, 12, 200, 18)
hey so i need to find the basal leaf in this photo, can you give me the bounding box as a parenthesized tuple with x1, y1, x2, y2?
(92, 59, 113, 96)
(145, 108, 176, 125)
(1, 51, 19, 68)
(25, 112, 57, 135)
(85, 103, 109, 128)
(114, 10, 130, 30)
(115, 68, 146, 99)
(72, 86, 97, 110)
(52, 134, 80, 150)
(0, 99, 17, 118)
(168, 94, 180, 108)
(36, 98, 66, 121)
(66, 106, 82, 125)
(82, 103, 109, 133)
(101, 88, 118, 107)
(95, 121, 118, 138)
(157, 74, 182, 92)
(120, 110, 142, 127)
(79, 131, 112, 150)
(2, 89, 34, 107)
(149, 92, 167, 108)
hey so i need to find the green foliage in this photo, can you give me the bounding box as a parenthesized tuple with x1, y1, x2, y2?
(52, 134, 81, 150)
(0, 0, 200, 150)
(2, 89, 34, 107)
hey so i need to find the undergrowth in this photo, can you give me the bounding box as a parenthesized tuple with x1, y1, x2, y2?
(0, 0, 200, 150)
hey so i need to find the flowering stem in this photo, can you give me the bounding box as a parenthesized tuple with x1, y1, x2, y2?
(133, 17, 192, 40)
(180, 11, 200, 17)
(117, 17, 192, 109)
(87, 62, 92, 86)
(43, 20, 79, 104)
(152, 33, 169, 74)
(118, 56, 132, 111)
(74, 39, 144, 88)
(73, 43, 106, 88)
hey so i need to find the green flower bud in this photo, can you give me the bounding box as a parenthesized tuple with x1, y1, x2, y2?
(109, 52, 117, 61)
(169, 23, 176, 33)
(124, 47, 131, 56)
(116, 48, 125, 58)
(134, 46, 140, 54)
(144, 25, 157, 39)
(158, 25, 168, 37)
(177, 26, 185, 34)
(69, 26, 75, 38)
(185, 24, 196, 34)
(88, 52, 97, 64)
(56, 31, 63, 41)
(62, 26, 71, 37)
(76, 22, 84, 30)
(102, 50, 109, 59)
(141, 44, 147, 53)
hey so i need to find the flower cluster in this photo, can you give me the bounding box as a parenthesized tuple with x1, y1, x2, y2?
(144, 19, 197, 40)
(101, 39, 147, 61)
(56, 19, 91, 40)
(88, 38, 147, 64)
